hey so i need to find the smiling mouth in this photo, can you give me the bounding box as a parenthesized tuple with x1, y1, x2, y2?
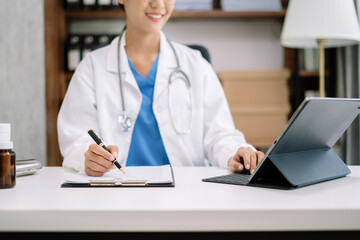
(147, 13, 162, 18)
(146, 13, 164, 21)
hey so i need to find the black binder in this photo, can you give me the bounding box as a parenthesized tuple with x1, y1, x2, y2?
(65, 34, 82, 72)
(82, 0, 97, 10)
(82, 34, 96, 59)
(203, 97, 360, 189)
(93, 34, 111, 51)
(64, 0, 81, 10)
(97, 0, 113, 9)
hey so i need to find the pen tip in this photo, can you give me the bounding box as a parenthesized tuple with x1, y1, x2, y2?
(120, 168, 126, 174)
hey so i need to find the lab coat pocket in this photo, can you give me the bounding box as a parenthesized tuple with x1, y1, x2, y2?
(168, 79, 192, 134)
(169, 108, 192, 134)
(180, 108, 206, 166)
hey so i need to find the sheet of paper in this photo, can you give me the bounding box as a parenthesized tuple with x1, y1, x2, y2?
(65, 164, 173, 184)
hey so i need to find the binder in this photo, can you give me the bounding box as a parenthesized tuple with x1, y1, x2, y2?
(82, 34, 96, 59)
(203, 97, 360, 189)
(66, 35, 81, 72)
(110, 34, 118, 42)
(64, 0, 81, 10)
(97, 0, 113, 9)
(82, 0, 97, 10)
(111, 0, 121, 9)
(61, 164, 175, 187)
(96, 34, 111, 49)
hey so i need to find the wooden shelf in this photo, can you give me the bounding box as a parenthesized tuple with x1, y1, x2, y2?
(65, 9, 125, 19)
(64, 9, 286, 20)
(299, 70, 330, 78)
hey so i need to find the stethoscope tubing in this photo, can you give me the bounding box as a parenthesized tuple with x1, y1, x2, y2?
(117, 27, 192, 134)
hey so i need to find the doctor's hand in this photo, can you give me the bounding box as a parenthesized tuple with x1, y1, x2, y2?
(84, 144, 119, 176)
(228, 147, 264, 174)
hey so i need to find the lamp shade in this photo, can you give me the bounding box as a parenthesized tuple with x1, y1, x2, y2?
(281, 0, 360, 48)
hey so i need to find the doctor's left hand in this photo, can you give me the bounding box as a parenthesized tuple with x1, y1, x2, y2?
(228, 147, 264, 174)
(84, 144, 119, 176)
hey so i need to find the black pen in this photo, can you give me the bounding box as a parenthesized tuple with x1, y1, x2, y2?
(87, 129, 125, 174)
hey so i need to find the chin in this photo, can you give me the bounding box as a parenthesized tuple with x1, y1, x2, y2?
(144, 25, 164, 34)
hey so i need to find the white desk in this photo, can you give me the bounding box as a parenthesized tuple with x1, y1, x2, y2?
(0, 166, 360, 232)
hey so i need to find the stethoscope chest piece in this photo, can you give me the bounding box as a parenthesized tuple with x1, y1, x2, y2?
(118, 114, 132, 132)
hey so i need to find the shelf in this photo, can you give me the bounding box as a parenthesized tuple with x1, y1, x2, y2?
(299, 70, 330, 78)
(65, 9, 125, 19)
(64, 9, 286, 20)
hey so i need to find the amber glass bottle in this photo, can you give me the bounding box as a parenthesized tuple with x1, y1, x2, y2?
(0, 123, 16, 188)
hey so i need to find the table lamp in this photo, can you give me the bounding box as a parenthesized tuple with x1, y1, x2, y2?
(280, 0, 360, 97)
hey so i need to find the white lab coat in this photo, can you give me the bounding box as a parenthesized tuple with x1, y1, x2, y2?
(57, 31, 255, 172)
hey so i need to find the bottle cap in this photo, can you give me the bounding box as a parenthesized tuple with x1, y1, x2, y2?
(0, 123, 13, 149)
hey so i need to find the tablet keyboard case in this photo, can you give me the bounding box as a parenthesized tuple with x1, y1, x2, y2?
(203, 97, 359, 190)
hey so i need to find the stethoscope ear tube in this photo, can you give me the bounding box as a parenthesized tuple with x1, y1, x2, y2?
(168, 69, 193, 134)
(117, 26, 132, 132)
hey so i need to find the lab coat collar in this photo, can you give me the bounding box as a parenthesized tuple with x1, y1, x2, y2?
(106, 30, 139, 94)
(153, 31, 178, 104)
(106, 30, 126, 73)
(106, 30, 176, 73)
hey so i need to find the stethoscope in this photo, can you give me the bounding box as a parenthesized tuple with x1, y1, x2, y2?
(117, 28, 193, 134)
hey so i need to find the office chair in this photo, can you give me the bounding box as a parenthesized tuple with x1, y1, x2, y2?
(187, 44, 212, 64)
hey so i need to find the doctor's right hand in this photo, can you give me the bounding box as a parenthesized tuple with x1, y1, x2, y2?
(228, 147, 264, 174)
(84, 144, 119, 176)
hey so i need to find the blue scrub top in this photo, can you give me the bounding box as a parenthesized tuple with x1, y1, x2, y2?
(126, 54, 170, 166)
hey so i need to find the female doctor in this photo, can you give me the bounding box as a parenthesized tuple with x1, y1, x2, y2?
(57, 0, 264, 176)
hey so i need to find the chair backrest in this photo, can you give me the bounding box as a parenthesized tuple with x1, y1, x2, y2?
(187, 44, 212, 64)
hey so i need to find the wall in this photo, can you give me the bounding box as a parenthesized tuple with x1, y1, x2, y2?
(0, 0, 46, 166)
(165, 19, 283, 71)
(70, 19, 284, 72)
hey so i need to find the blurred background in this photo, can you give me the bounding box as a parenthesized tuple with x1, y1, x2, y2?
(0, 0, 359, 167)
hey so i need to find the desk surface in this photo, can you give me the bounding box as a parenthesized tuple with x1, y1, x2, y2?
(0, 166, 360, 232)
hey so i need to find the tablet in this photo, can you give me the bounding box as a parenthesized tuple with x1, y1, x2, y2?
(203, 97, 360, 189)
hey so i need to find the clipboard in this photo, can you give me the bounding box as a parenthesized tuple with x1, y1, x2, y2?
(61, 164, 175, 187)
